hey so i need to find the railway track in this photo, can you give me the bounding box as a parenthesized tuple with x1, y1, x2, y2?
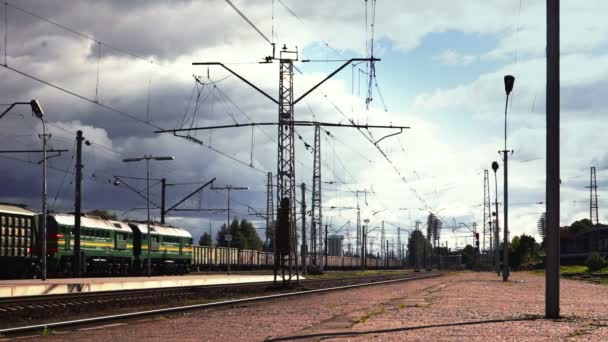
(0, 271, 441, 335)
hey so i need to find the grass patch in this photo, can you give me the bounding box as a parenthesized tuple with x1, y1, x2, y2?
(396, 304, 406, 310)
(40, 326, 55, 337)
(567, 327, 593, 338)
(560, 265, 588, 276)
(352, 307, 385, 324)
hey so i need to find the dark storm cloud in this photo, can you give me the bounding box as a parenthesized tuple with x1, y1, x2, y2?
(7, 0, 264, 61)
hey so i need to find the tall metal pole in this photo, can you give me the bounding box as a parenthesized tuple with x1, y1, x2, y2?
(227, 187, 231, 275)
(227, 188, 231, 233)
(210, 185, 248, 275)
(300, 183, 307, 275)
(546, 0, 560, 319)
(324, 224, 328, 268)
(502, 75, 515, 282)
(380, 220, 385, 261)
(146, 157, 151, 277)
(122, 155, 173, 276)
(492, 162, 500, 276)
(74, 130, 84, 277)
(41, 118, 48, 281)
(311, 124, 322, 267)
(160, 178, 166, 224)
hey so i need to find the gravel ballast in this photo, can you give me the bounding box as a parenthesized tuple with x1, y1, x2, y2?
(10, 271, 608, 341)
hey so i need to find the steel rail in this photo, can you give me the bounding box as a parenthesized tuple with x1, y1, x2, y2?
(0, 272, 440, 334)
(0, 271, 421, 306)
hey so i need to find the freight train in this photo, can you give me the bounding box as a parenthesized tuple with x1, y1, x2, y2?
(0, 203, 193, 278)
(190, 245, 403, 271)
(0, 203, 403, 278)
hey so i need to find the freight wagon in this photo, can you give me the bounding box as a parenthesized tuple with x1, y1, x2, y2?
(191, 245, 403, 271)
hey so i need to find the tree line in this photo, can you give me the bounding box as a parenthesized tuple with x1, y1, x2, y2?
(198, 218, 264, 251)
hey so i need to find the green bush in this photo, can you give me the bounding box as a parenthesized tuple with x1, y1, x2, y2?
(585, 252, 605, 272)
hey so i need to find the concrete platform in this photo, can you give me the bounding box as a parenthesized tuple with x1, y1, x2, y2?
(0, 273, 292, 298)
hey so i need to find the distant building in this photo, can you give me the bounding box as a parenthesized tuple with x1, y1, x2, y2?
(328, 235, 344, 256)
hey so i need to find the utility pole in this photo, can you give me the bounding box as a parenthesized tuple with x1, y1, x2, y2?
(415, 220, 421, 271)
(492, 161, 500, 276)
(211, 184, 248, 276)
(160, 178, 166, 224)
(361, 224, 366, 270)
(311, 124, 322, 268)
(397, 225, 401, 266)
(362, 218, 369, 269)
(380, 220, 385, 261)
(545, 0, 560, 319)
(483, 169, 492, 255)
(501, 74, 515, 282)
(211, 184, 249, 231)
(73, 130, 84, 277)
(122, 155, 174, 276)
(355, 190, 366, 258)
(300, 183, 307, 275)
(386, 239, 389, 268)
(266, 172, 274, 252)
(324, 223, 328, 268)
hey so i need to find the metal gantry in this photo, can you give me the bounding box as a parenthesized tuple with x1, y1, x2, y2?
(184, 49, 381, 286)
(276, 52, 298, 284)
(311, 124, 322, 267)
(586, 166, 599, 225)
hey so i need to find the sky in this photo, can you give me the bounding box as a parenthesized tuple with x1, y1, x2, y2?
(1, 0, 607, 253)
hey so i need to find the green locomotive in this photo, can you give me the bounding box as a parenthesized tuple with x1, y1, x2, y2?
(46, 213, 193, 276)
(0, 205, 193, 277)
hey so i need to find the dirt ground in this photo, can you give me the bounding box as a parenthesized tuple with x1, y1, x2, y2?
(7, 271, 608, 341)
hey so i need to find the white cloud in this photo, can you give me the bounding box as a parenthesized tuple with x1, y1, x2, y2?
(433, 50, 476, 66)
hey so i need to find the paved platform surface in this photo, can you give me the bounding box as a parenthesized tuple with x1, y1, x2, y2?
(14, 271, 608, 341)
(0, 273, 277, 298)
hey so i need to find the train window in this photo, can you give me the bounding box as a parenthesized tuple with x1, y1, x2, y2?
(1, 216, 4, 228)
(26, 219, 30, 228)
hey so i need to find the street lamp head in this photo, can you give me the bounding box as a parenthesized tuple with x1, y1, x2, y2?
(504, 75, 515, 95)
(153, 156, 174, 161)
(113, 178, 121, 186)
(123, 157, 142, 162)
(30, 100, 44, 118)
(491, 161, 499, 172)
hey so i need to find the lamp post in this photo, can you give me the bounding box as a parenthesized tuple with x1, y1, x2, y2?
(122, 155, 174, 277)
(1, 100, 46, 280)
(502, 75, 515, 282)
(491, 161, 500, 276)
